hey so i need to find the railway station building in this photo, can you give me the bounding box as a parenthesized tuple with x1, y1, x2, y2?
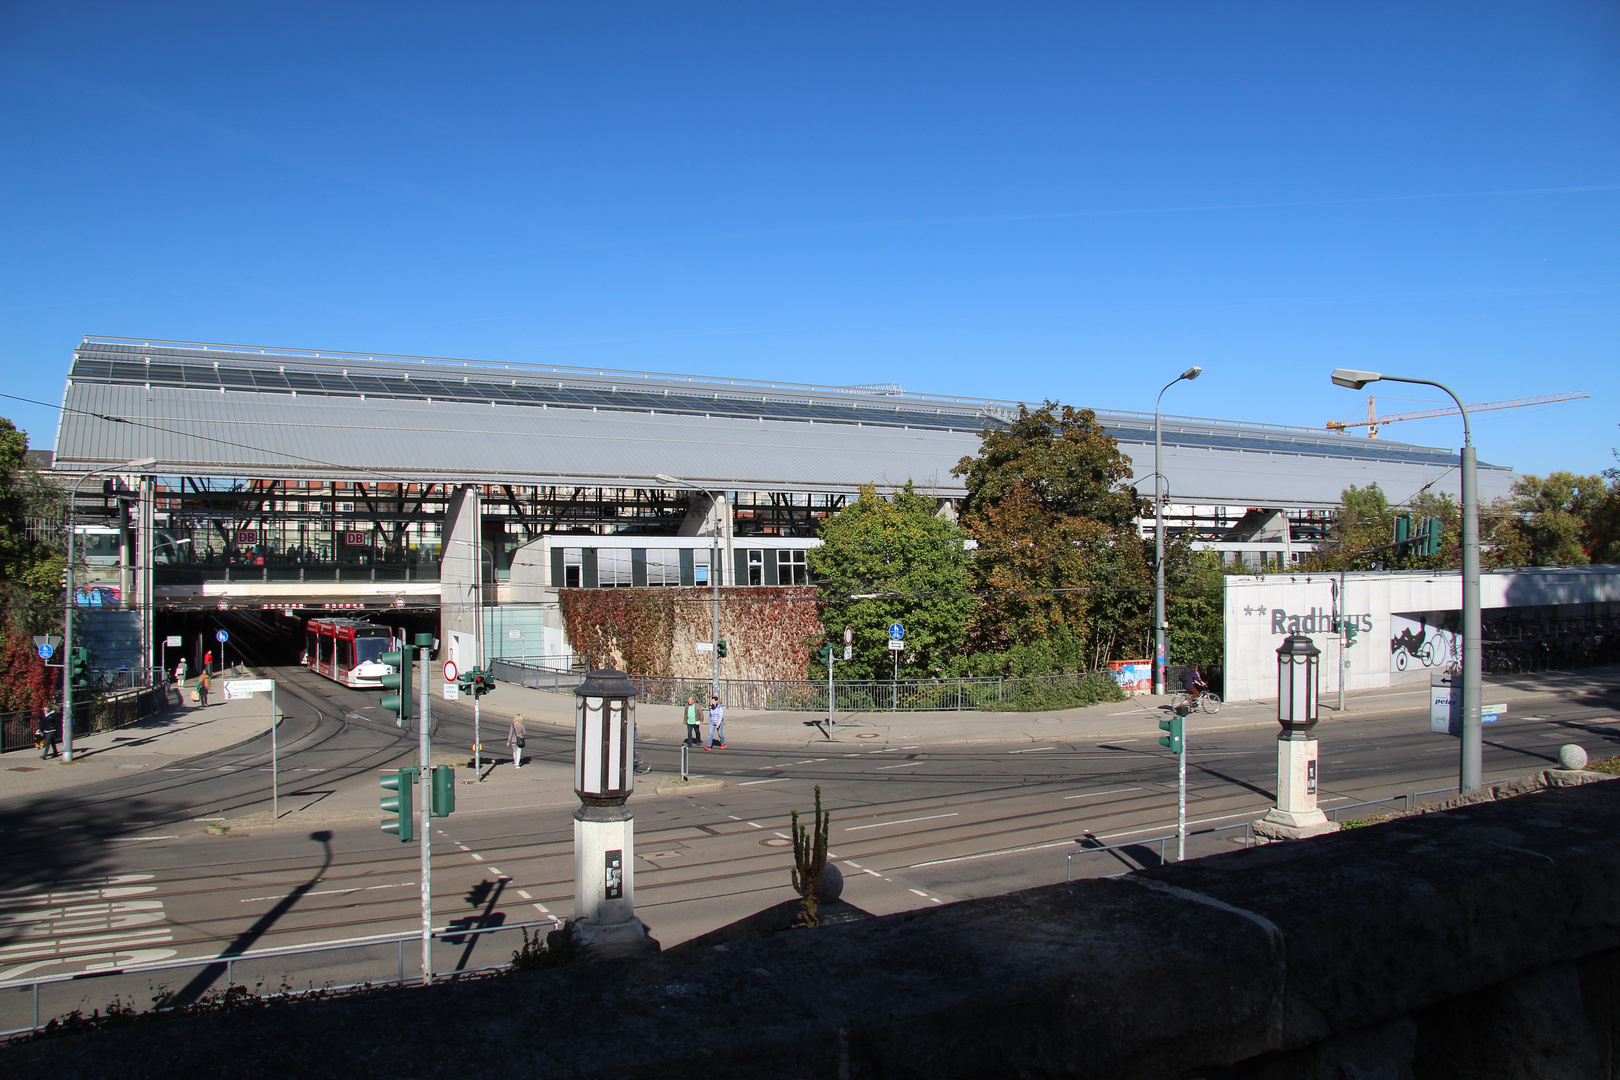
(49, 336, 1521, 683)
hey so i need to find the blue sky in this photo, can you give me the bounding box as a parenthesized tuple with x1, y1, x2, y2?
(2, 2, 1616, 477)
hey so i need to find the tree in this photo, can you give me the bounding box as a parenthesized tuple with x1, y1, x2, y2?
(806, 483, 973, 680)
(952, 403, 1151, 674)
(1484, 471, 1618, 568)
(1307, 483, 1462, 573)
(0, 417, 64, 713)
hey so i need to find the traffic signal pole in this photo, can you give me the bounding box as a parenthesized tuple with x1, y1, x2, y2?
(417, 641, 432, 985)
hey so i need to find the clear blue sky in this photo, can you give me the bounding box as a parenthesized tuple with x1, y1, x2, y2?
(2, 2, 1616, 477)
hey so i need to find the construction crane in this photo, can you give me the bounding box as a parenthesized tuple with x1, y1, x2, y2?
(1326, 391, 1590, 438)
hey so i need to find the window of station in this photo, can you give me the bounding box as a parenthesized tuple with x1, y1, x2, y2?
(747, 549, 764, 586)
(693, 553, 710, 586)
(645, 549, 680, 586)
(778, 549, 808, 585)
(599, 548, 633, 587)
(563, 549, 582, 588)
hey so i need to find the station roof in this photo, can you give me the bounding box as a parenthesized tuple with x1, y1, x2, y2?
(54, 337, 1518, 508)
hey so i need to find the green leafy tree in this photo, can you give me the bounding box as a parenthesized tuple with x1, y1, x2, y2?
(807, 483, 973, 680)
(1484, 471, 1617, 568)
(952, 403, 1150, 674)
(0, 417, 65, 712)
(1165, 548, 1224, 668)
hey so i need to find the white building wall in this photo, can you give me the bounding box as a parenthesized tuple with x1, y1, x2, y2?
(1223, 566, 1620, 702)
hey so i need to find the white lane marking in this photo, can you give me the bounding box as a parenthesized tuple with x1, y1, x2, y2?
(738, 777, 791, 786)
(240, 881, 413, 903)
(1099, 738, 1141, 744)
(844, 862, 863, 869)
(861, 868, 882, 877)
(747, 822, 764, 828)
(105, 836, 179, 842)
(910, 839, 1078, 869)
(0, 874, 177, 981)
(1093, 810, 1264, 841)
(1009, 747, 1057, 754)
(488, 869, 506, 878)
(772, 832, 789, 839)
(727, 815, 741, 820)
(1062, 787, 1142, 800)
(908, 889, 929, 897)
(534, 903, 550, 913)
(929, 897, 942, 904)
(845, 813, 959, 831)
(469, 854, 485, 862)
(876, 762, 922, 770)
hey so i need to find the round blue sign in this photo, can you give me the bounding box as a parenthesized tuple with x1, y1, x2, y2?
(216, 629, 229, 643)
(37, 643, 54, 660)
(888, 623, 905, 640)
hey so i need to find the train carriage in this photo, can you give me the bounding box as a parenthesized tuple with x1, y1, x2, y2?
(302, 618, 395, 688)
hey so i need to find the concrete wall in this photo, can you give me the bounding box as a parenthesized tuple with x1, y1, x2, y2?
(11, 780, 1620, 1079)
(1223, 565, 1620, 701)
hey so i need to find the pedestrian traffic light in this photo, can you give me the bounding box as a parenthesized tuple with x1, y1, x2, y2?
(380, 768, 415, 841)
(716, 640, 728, 658)
(1158, 715, 1185, 754)
(816, 643, 833, 666)
(1344, 620, 1359, 648)
(472, 669, 495, 697)
(69, 647, 92, 688)
(431, 764, 456, 818)
(380, 646, 413, 724)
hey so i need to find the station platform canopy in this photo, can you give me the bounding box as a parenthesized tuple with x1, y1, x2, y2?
(53, 337, 1517, 509)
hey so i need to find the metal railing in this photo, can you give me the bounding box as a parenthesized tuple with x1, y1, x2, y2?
(0, 918, 554, 1037)
(492, 658, 1126, 712)
(1, 682, 173, 755)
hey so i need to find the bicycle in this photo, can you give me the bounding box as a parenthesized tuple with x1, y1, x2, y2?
(1170, 690, 1222, 714)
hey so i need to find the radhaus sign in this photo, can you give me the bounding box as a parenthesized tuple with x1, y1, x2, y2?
(1266, 607, 1373, 636)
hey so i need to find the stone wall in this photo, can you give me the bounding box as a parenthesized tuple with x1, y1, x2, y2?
(10, 782, 1620, 1078)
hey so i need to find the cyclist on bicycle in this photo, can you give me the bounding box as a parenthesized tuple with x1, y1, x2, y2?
(1181, 665, 1207, 707)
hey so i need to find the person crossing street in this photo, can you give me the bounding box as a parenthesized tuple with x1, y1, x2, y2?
(705, 695, 726, 750)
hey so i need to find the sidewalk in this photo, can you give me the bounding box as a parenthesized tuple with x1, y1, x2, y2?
(0, 682, 280, 802)
(467, 664, 1620, 750)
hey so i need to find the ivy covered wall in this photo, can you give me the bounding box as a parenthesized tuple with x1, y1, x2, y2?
(559, 586, 822, 681)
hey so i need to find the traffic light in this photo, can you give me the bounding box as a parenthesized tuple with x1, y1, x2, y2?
(1421, 517, 1444, 556)
(459, 668, 496, 697)
(69, 647, 92, 688)
(380, 768, 415, 841)
(716, 640, 728, 658)
(380, 646, 413, 724)
(1344, 620, 1359, 648)
(1158, 715, 1185, 754)
(816, 643, 833, 666)
(1393, 513, 1411, 553)
(431, 764, 456, 818)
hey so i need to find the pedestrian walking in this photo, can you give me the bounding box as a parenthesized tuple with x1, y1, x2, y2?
(196, 669, 210, 708)
(684, 695, 701, 746)
(507, 714, 527, 768)
(174, 658, 188, 685)
(706, 695, 726, 750)
(37, 707, 60, 760)
(203, 649, 213, 675)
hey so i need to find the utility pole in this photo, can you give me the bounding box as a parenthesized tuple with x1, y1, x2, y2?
(416, 635, 433, 984)
(1153, 368, 1202, 695)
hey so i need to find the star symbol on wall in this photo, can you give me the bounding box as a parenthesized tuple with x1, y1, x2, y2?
(1257, 606, 1268, 615)
(1243, 606, 1254, 616)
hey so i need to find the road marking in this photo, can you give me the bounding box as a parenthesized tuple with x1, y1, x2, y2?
(240, 881, 413, 903)
(488, 868, 505, 878)
(469, 853, 484, 862)
(876, 762, 922, 770)
(516, 890, 532, 899)
(1009, 747, 1057, 754)
(533, 903, 550, 913)
(908, 889, 929, 897)
(747, 822, 763, 828)
(738, 777, 791, 786)
(105, 836, 179, 842)
(0, 874, 177, 981)
(861, 868, 882, 877)
(1093, 810, 1263, 842)
(910, 839, 1079, 869)
(845, 813, 959, 831)
(1062, 787, 1142, 800)
(844, 861, 863, 868)
(929, 897, 942, 904)
(773, 832, 789, 838)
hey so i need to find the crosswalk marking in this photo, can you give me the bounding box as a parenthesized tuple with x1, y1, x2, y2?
(0, 874, 175, 981)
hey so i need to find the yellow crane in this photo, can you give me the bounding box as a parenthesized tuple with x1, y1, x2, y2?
(1326, 391, 1590, 438)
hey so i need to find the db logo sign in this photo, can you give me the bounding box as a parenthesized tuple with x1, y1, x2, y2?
(343, 531, 368, 546)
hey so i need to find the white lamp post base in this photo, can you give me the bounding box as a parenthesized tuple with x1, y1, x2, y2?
(1255, 734, 1339, 840)
(573, 806, 660, 958)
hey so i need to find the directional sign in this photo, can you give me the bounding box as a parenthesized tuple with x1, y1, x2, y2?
(37, 642, 54, 660)
(888, 639, 904, 652)
(888, 623, 905, 641)
(695, 642, 714, 654)
(224, 679, 274, 695)
(165, 635, 182, 647)
(442, 660, 458, 683)
(216, 629, 229, 643)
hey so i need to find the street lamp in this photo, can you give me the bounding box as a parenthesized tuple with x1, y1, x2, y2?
(1331, 368, 1481, 793)
(655, 474, 729, 702)
(62, 457, 157, 762)
(444, 537, 495, 773)
(1154, 367, 1202, 695)
(1254, 633, 1336, 839)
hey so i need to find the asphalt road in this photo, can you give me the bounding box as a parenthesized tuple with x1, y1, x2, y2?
(2, 667, 1616, 1029)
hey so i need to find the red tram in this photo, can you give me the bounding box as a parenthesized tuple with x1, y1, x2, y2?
(302, 618, 395, 688)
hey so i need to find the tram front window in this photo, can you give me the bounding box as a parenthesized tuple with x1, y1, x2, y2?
(355, 637, 388, 667)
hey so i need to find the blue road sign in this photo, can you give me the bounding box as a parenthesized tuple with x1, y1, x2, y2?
(216, 629, 229, 643)
(888, 623, 905, 640)
(37, 643, 54, 660)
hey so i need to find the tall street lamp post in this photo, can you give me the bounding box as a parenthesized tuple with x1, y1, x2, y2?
(655, 474, 729, 702)
(1332, 369, 1481, 793)
(62, 458, 156, 763)
(1153, 368, 1202, 695)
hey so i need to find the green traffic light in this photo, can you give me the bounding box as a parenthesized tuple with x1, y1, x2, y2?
(1158, 716, 1185, 754)
(379, 768, 415, 842)
(380, 647, 413, 722)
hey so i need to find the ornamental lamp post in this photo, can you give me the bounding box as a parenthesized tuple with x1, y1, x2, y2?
(1255, 633, 1337, 840)
(569, 669, 658, 956)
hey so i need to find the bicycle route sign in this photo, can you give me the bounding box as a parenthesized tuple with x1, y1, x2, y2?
(888, 623, 904, 640)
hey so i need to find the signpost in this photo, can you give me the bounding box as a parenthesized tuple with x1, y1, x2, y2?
(216, 628, 229, 673)
(223, 678, 278, 819)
